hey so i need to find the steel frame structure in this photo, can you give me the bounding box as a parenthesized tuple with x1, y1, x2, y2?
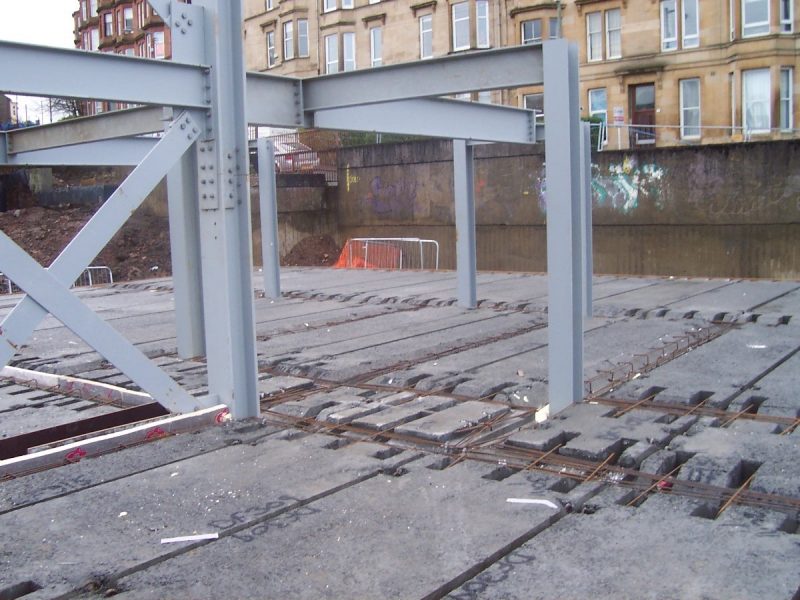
(0, 0, 590, 419)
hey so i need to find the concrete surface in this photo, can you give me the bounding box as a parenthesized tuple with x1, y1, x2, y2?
(1, 268, 798, 599)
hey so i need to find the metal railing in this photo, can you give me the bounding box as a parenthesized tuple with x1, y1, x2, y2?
(1, 266, 114, 295)
(337, 238, 440, 271)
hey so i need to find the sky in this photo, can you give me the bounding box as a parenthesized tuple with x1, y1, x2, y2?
(0, 0, 78, 123)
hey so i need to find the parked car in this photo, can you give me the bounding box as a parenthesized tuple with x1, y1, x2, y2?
(273, 140, 320, 173)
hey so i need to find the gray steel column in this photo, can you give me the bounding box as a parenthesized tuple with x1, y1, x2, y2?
(166, 149, 205, 358)
(194, 0, 259, 419)
(453, 139, 477, 308)
(580, 121, 593, 318)
(543, 40, 584, 414)
(257, 138, 281, 299)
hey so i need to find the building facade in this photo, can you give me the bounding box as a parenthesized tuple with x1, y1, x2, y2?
(0, 95, 18, 126)
(243, 0, 798, 148)
(73, 0, 182, 114)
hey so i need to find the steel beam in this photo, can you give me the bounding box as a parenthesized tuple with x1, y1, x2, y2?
(0, 231, 202, 413)
(543, 40, 584, 414)
(453, 140, 477, 308)
(314, 98, 540, 144)
(302, 44, 544, 112)
(0, 41, 208, 107)
(147, 0, 173, 25)
(4, 107, 164, 154)
(257, 138, 281, 299)
(0, 112, 201, 371)
(580, 122, 593, 318)
(1, 138, 156, 166)
(246, 72, 305, 127)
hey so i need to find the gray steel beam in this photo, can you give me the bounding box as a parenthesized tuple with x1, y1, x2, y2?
(580, 122, 593, 318)
(246, 72, 305, 127)
(257, 138, 281, 300)
(302, 44, 544, 111)
(193, 0, 259, 420)
(0, 41, 208, 107)
(453, 140, 477, 308)
(1, 138, 156, 166)
(314, 98, 540, 144)
(0, 231, 202, 414)
(543, 40, 584, 415)
(147, 0, 173, 25)
(4, 107, 164, 154)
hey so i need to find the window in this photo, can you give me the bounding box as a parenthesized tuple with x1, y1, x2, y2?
(123, 7, 134, 32)
(742, 0, 769, 36)
(323, 0, 336, 13)
(586, 12, 602, 61)
(266, 0, 273, 9)
(780, 0, 793, 32)
(743, 68, 770, 133)
(780, 68, 793, 131)
(588, 88, 608, 142)
(343, 32, 356, 71)
(342, 0, 354, 8)
(137, 2, 145, 27)
(370, 27, 382, 67)
(325, 34, 338, 73)
(683, 0, 699, 46)
(298, 19, 309, 57)
(90, 28, 99, 50)
(476, 0, 489, 48)
(522, 20, 542, 44)
(152, 31, 165, 58)
(452, 2, 470, 51)
(420, 14, 433, 58)
(89, 0, 98, 16)
(478, 90, 492, 103)
(679, 78, 701, 138)
(549, 17, 560, 38)
(661, 0, 677, 50)
(81, 0, 88, 21)
(524, 93, 543, 113)
(103, 13, 114, 37)
(605, 9, 621, 59)
(267, 30, 277, 67)
(283, 21, 294, 60)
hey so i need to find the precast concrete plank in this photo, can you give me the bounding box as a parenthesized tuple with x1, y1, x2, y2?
(0, 402, 120, 438)
(352, 395, 457, 430)
(448, 495, 800, 600)
(747, 351, 800, 417)
(609, 324, 800, 407)
(111, 460, 568, 600)
(751, 286, 800, 317)
(0, 434, 410, 598)
(394, 400, 510, 441)
(664, 280, 799, 317)
(593, 277, 733, 314)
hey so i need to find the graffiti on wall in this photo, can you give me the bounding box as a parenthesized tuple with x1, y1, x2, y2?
(592, 156, 665, 213)
(361, 176, 418, 219)
(535, 155, 666, 214)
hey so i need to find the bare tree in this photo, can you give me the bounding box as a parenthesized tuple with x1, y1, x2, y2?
(48, 97, 87, 120)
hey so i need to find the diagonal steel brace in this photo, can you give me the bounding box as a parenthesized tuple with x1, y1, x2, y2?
(0, 231, 200, 413)
(0, 111, 201, 370)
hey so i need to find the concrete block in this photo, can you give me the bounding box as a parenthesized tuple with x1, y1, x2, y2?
(257, 376, 314, 398)
(351, 396, 457, 431)
(559, 436, 625, 462)
(270, 396, 339, 419)
(618, 441, 658, 469)
(394, 401, 510, 442)
(506, 427, 566, 452)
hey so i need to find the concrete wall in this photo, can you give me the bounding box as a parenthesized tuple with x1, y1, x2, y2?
(250, 173, 337, 264)
(337, 139, 800, 279)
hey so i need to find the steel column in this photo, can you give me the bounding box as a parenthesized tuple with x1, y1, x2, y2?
(257, 138, 281, 300)
(193, 0, 259, 419)
(453, 140, 477, 309)
(166, 149, 206, 359)
(543, 40, 584, 414)
(580, 121, 593, 318)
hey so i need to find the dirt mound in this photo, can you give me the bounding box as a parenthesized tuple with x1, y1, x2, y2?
(283, 235, 340, 267)
(0, 206, 172, 282)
